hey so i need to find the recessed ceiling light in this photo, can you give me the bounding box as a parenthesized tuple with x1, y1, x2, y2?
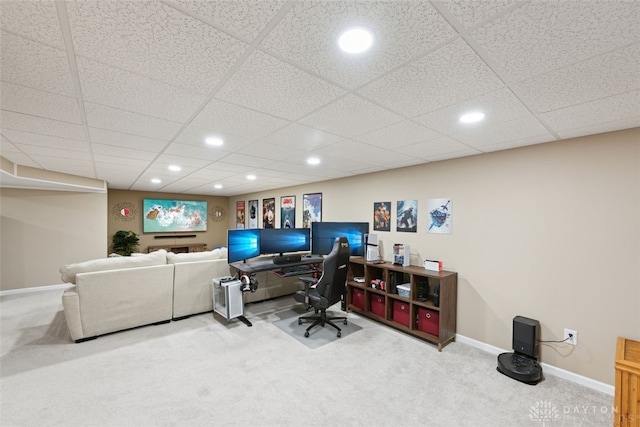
(151, 178, 162, 184)
(168, 165, 181, 171)
(307, 156, 321, 165)
(459, 112, 486, 124)
(338, 27, 373, 54)
(205, 136, 224, 146)
(246, 174, 256, 180)
(214, 184, 223, 189)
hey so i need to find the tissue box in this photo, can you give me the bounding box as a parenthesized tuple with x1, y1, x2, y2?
(397, 284, 410, 298)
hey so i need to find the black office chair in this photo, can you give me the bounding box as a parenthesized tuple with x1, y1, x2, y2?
(294, 236, 351, 338)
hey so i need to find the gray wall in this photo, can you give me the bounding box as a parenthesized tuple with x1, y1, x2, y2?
(1, 189, 107, 290)
(229, 128, 640, 385)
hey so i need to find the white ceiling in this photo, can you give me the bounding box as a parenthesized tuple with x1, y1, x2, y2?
(1, 0, 638, 196)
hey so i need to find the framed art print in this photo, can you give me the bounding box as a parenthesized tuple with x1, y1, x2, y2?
(248, 200, 258, 228)
(373, 201, 391, 231)
(263, 198, 275, 228)
(236, 201, 245, 229)
(302, 193, 322, 228)
(397, 200, 417, 232)
(280, 196, 295, 228)
(427, 198, 452, 234)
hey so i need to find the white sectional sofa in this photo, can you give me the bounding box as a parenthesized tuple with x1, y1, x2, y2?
(60, 248, 306, 342)
(61, 248, 231, 342)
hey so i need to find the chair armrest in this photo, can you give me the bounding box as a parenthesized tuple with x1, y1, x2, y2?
(298, 276, 318, 308)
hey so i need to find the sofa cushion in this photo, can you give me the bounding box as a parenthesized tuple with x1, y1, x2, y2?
(60, 249, 167, 284)
(166, 248, 227, 264)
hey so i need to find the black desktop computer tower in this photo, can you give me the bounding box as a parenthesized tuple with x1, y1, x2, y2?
(513, 315, 540, 358)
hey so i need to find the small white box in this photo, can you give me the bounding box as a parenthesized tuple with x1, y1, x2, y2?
(397, 284, 410, 298)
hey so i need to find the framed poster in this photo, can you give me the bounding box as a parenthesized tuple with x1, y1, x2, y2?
(263, 198, 275, 228)
(235, 201, 245, 229)
(248, 200, 258, 228)
(280, 196, 295, 228)
(427, 198, 452, 234)
(397, 200, 417, 232)
(373, 201, 391, 231)
(302, 193, 322, 228)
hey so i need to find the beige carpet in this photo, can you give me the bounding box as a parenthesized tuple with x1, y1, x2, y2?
(1, 287, 613, 427)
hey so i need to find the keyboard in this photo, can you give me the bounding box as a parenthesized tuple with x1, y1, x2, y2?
(275, 265, 318, 277)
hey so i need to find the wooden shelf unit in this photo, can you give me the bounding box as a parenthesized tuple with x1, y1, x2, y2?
(147, 243, 206, 253)
(615, 337, 640, 427)
(346, 257, 457, 351)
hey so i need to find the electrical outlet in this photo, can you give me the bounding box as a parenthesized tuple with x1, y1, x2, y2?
(564, 328, 578, 346)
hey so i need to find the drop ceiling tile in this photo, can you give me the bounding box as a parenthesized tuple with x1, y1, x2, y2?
(359, 39, 504, 118)
(556, 118, 640, 141)
(471, 0, 640, 82)
(354, 120, 440, 148)
(19, 145, 93, 161)
(215, 50, 346, 120)
(240, 141, 306, 162)
(2, 128, 90, 152)
(93, 155, 152, 168)
(299, 94, 403, 138)
(217, 153, 274, 168)
(77, 57, 207, 122)
(438, 0, 521, 29)
(0, 151, 40, 168)
(88, 128, 167, 153)
(454, 116, 554, 148)
(163, 142, 229, 162)
(66, 0, 249, 94)
(540, 90, 640, 135)
(516, 43, 640, 113)
(91, 143, 158, 161)
(1, 82, 82, 124)
(261, 0, 456, 89)
(414, 87, 533, 135)
(190, 98, 289, 140)
(160, 177, 218, 194)
(171, 0, 287, 41)
(259, 123, 343, 151)
(1, 111, 86, 141)
(1, 31, 75, 96)
(43, 164, 96, 178)
(152, 154, 211, 169)
(0, 0, 64, 48)
(397, 137, 478, 159)
(84, 103, 182, 141)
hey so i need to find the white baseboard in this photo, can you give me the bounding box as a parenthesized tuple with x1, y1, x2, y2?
(456, 334, 615, 396)
(0, 283, 68, 297)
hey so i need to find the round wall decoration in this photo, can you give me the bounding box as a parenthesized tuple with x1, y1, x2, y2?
(210, 205, 226, 222)
(112, 201, 138, 222)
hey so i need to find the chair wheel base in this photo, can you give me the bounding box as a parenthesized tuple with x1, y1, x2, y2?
(304, 331, 309, 338)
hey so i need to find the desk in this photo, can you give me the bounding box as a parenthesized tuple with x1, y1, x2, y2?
(229, 256, 324, 274)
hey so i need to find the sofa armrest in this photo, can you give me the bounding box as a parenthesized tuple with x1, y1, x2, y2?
(172, 259, 232, 319)
(62, 285, 84, 341)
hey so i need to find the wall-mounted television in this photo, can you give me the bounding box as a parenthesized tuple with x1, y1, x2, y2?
(143, 199, 208, 233)
(228, 229, 261, 264)
(311, 222, 369, 256)
(260, 228, 310, 256)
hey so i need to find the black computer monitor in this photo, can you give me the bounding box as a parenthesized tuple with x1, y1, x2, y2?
(227, 229, 261, 263)
(311, 222, 369, 256)
(259, 228, 310, 256)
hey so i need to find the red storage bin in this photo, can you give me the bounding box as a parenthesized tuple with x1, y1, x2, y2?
(392, 300, 410, 327)
(352, 288, 365, 310)
(370, 295, 385, 318)
(417, 307, 439, 336)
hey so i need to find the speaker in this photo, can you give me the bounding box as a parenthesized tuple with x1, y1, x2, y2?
(273, 254, 302, 264)
(512, 316, 540, 359)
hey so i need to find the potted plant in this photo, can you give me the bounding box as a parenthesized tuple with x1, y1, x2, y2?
(111, 230, 140, 256)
